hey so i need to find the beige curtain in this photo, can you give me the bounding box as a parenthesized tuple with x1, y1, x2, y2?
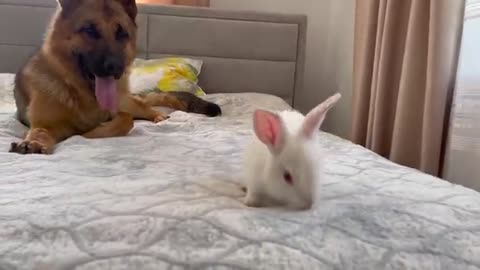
(136, 0, 209, 6)
(352, 0, 465, 176)
(174, 0, 209, 6)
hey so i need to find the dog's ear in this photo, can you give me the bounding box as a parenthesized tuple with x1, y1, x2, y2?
(115, 0, 138, 22)
(57, 0, 83, 16)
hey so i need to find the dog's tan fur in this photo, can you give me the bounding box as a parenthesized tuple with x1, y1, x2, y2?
(10, 0, 219, 155)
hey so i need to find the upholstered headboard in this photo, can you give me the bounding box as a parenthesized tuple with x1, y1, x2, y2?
(0, 0, 306, 105)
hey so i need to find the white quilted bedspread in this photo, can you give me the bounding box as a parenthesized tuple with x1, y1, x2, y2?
(0, 74, 480, 270)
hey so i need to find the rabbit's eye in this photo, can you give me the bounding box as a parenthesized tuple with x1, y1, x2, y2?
(283, 171, 293, 185)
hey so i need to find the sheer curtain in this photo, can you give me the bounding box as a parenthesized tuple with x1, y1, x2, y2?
(443, 0, 480, 190)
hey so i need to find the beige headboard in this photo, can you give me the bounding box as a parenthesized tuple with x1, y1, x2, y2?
(0, 0, 306, 106)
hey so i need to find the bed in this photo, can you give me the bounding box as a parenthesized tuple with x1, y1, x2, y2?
(1, 1, 480, 270)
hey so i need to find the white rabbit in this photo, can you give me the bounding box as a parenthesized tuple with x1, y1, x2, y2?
(243, 93, 341, 210)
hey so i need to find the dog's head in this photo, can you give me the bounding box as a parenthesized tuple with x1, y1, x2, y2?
(47, 0, 138, 110)
(51, 0, 137, 80)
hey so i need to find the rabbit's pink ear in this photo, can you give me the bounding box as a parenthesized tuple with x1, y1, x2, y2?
(302, 93, 341, 138)
(253, 110, 285, 153)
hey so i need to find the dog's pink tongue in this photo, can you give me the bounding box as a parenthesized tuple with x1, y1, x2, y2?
(95, 76, 118, 112)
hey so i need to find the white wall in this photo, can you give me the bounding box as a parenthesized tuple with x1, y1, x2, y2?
(210, 0, 355, 138)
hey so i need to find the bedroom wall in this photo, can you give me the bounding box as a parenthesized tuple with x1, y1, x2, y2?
(210, 0, 355, 138)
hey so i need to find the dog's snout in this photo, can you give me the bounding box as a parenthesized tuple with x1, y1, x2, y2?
(102, 56, 123, 78)
(90, 54, 124, 79)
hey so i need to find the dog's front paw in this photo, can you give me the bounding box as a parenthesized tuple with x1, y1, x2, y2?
(9, 140, 52, 155)
(153, 112, 170, 123)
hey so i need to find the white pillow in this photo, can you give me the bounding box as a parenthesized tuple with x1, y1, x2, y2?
(0, 73, 16, 113)
(129, 57, 206, 96)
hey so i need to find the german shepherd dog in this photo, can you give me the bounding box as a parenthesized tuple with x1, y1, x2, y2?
(10, 0, 221, 155)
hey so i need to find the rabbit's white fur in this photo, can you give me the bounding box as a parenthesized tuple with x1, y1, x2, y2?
(243, 93, 341, 210)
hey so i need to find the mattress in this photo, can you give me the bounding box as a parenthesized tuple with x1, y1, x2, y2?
(0, 74, 479, 270)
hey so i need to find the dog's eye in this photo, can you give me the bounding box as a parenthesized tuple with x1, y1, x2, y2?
(116, 25, 129, 41)
(80, 24, 100, 39)
(283, 171, 293, 185)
